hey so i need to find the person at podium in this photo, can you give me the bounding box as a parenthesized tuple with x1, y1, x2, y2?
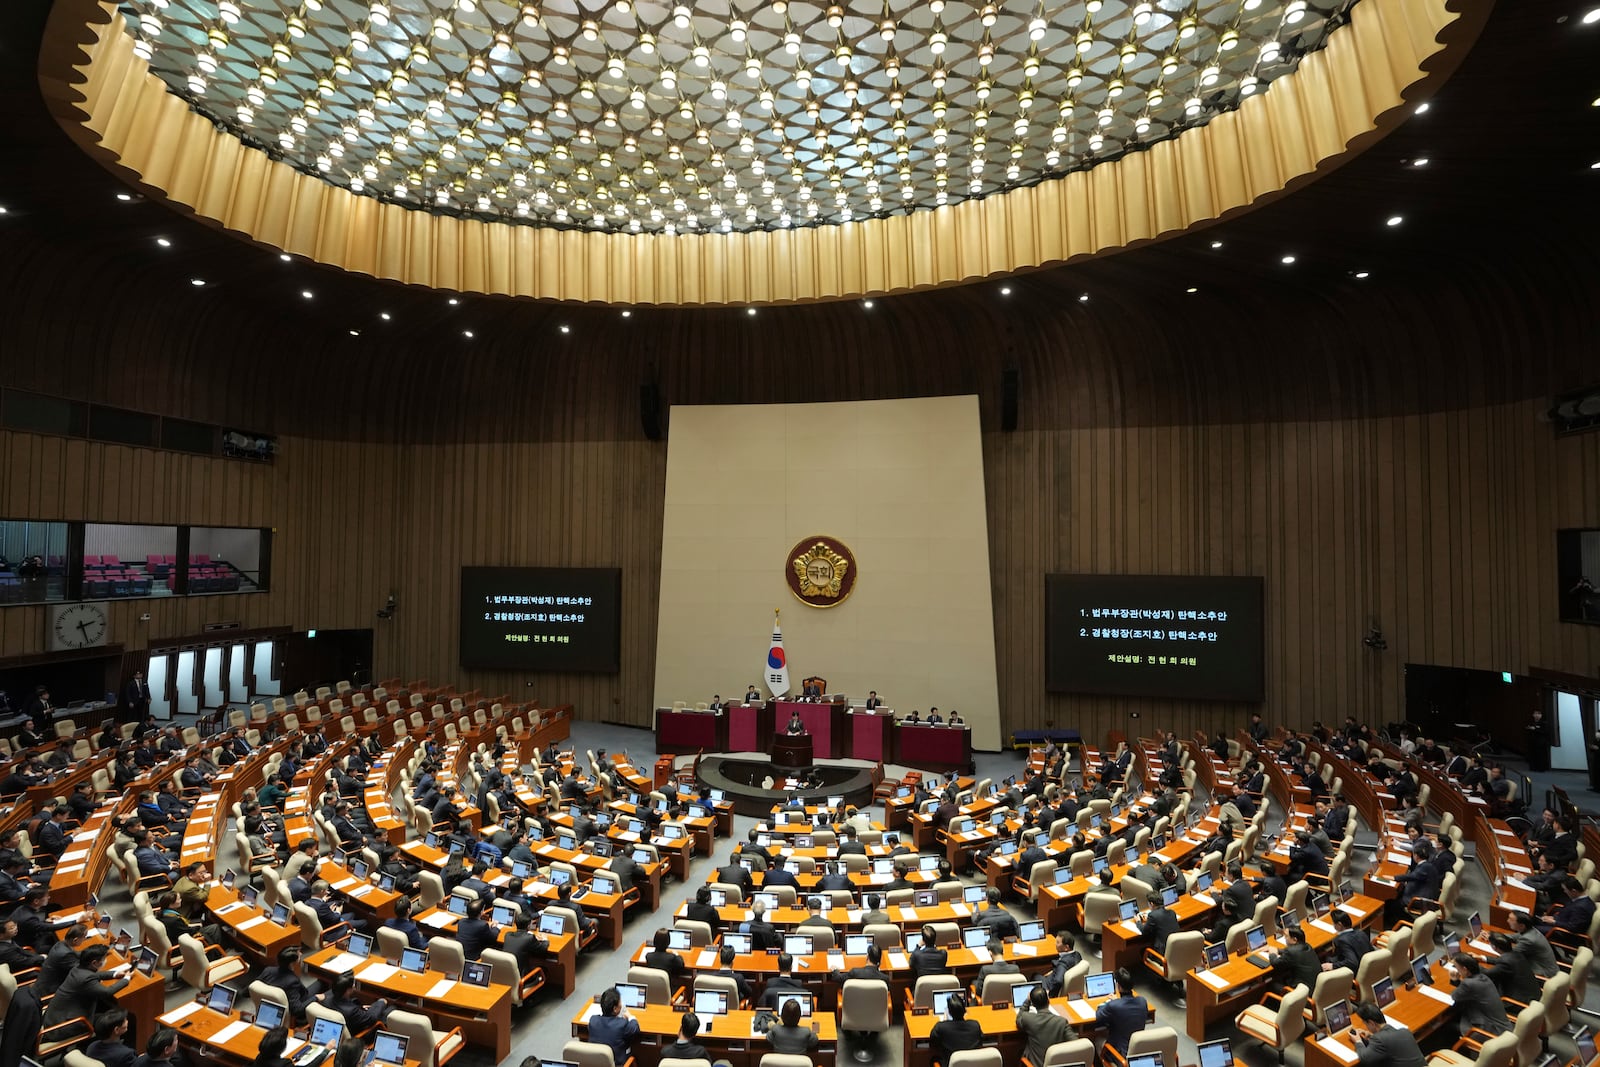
(927, 707, 943, 724)
(801, 679, 822, 700)
(745, 685, 761, 704)
(865, 690, 882, 710)
(786, 709, 806, 735)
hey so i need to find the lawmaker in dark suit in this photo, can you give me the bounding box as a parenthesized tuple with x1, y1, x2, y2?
(502, 914, 550, 978)
(455, 900, 498, 961)
(1352, 1002, 1426, 1067)
(85, 1010, 137, 1067)
(1325, 910, 1373, 972)
(257, 947, 315, 1023)
(910, 926, 949, 982)
(643, 928, 687, 989)
(1139, 894, 1180, 955)
(1016, 986, 1076, 1066)
(758, 955, 808, 1008)
(739, 902, 780, 951)
(684, 887, 723, 934)
(1093, 970, 1148, 1057)
(829, 944, 889, 985)
(1267, 926, 1321, 992)
(123, 673, 149, 716)
(1449, 954, 1511, 1037)
(710, 943, 752, 1004)
(929, 995, 983, 1067)
(42, 945, 129, 1028)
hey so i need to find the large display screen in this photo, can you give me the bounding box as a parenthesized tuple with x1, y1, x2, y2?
(1045, 574, 1264, 701)
(459, 567, 621, 672)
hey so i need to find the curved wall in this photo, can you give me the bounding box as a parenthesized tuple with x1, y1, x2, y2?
(2, 230, 1598, 743)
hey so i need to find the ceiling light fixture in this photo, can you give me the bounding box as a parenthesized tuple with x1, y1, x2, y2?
(1354, 271, 1370, 279)
(279, 252, 291, 261)
(156, 237, 171, 247)
(116, 192, 133, 201)
(746, 307, 757, 316)
(559, 325, 570, 333)
(1385, 215, 1403, 226)
(1582, 7, 1600, 24)
(301, 289, 314, 298)
(127, 0, 1339, 235)
(1411, 158, 1429, 167)
(190, 278, 205, 286)
(1210, 240, 1223, 249)
(448, 298, 460, 306)
(463, 330, 474, 338)
(349, 329, 360, 336)
(1078, 293, 1089, 302)
(1415, 102, 1431, 114)
(1000, 286, 1011, 295)
(863, 300, 874, 308)
(1280, 254, 1296, 264)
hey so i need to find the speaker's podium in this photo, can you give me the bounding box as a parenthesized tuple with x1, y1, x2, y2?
(771, 732, 813, 772)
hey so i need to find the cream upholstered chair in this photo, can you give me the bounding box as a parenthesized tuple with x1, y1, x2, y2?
(1032, 1039, 1098, 1067)
(839, 978, 891, 1063)
(249, 980, 290, 1015)
(1143, 930, 1204, 995)
(659, 1059, 712, 1067)
(628, 965, 679, 1005)
(759, 1057, 816, 1067)
(1235, 983, 1308, 1063)
(906, 974, 960, 1012)
(564, 1041, 630, 1067)
(1305, 967, 1354, 1029)
(1355, 948, 1392, 1001)
(389, 1008, 466, 1067)
(948, 1051, 1003, 1067)
(1427, 1031, 1516, 1067)
(1127, 1027, 1179, 1067)
(693, 972, 745, 1009)
(64, 1052, 106, 1067)
(978, 971, 1028, 1005)
(177, 934, 246, 991)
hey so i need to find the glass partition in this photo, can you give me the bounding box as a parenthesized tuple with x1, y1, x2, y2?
(0, 520, 69, 604)
(83, 523, 180, 600)
(188, 526, 267, 593)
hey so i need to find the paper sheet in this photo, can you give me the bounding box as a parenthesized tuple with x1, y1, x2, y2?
(695, 950, 717, 968)
(1337, 904, 1365, 917)
(358, 962, 398, 982)
(1066, 1000, 1095, 1023)
(1321, 1039, 1359, 1065)
(1310, 919, 1337, 935)
(970, 948, 992, 964)
(887, 952, 908, 969)
(1012, 944, 1037, 956)
(212, 1021, 253, 1045)
(425, 979, 456, 999)
(1120, 920, 1142, 934)
(950, 903, 970, 917)
(237, 916, 268, 931)
(159, 1001, 203, 1025)
(1196, 970, 1230, 989)
(1418, 984, 1454, 1004)
(421, 912, 455, 928)
(324, 952, 363, 974)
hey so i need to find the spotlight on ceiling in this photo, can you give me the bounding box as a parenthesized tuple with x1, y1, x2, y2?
(190, 278, 206, 286)
(1280, 254, 1296, 264)
(1385, 215, 1404, 227)
(156, 237, 172, 247)
(116, 192, 134, 201)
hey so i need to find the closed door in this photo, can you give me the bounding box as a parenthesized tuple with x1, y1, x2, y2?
(147, 653, 174, 720)
(174, 650, 199, 716)
(203, 647, 224, 707)
(228, 643, 249, 703)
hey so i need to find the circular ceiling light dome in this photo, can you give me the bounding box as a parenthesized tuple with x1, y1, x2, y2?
(119, 0, 1351, 235)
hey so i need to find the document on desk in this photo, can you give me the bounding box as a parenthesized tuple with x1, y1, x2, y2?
(1321, 1039, 1359, 1065)
(1193, 893, 1216, 907)
(695, 950, 718, 968)
(846, 910, 863, 923)
(324, 952, 364, 974)
(901, 907, 918, 921)
(1469, 938, 1497, 954)
(1120, 920, 1142, 935)
(333, 878, 360, 892)
(349, 884, 373, 898)
(949, 903, 970, 917)
(887, 952, 908, 970)
(969, 947, 992, 964)
(1196, 970, 1229, 990)
(237, 916, 269, 931)
(60, 849, 91, 863)
(215, 901, 250, 916)
(1337, 904, 1365, 917)
(1310, 919, 1337, 935)
(1418, 984, 1454, 1005)
(357, 962, 398, 982)
(425, 979, 457, 1000)
(160, 1001, 204, 1026)
(1065, 999, 1096, 1024)
(1386, 853, 1411, 865)
(421, 912, 455, 928)
(1012, 944, 1038, 956)
(212, 1021, 253, 1045)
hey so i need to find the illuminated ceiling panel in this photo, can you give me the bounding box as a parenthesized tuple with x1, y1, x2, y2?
(122, 0, 1353, 233)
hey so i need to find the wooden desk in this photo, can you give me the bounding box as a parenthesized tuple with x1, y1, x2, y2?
(156, 1000, 426, 1067)
(573, 1001, 837, 1067)
(903, 993, 1151, 1067)
(205, 886, 302, 970)
(1302, 959, 1457, 1067)
(303, 945, 514, 1060)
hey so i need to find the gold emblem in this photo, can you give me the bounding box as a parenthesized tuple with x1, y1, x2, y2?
(785, 536, 858, 608)
(793, 542, 849, 598)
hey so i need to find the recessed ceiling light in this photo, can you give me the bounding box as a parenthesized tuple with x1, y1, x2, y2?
(1078, 293, 1089, 302)
(116, 192, 133, 202)
(1280, 254, 1297, 264)
(1411, 158, 1429, 167)
(379, 312, 391, 321)
(279, 253, 292, 261)
(462, 329, 474, 338)
(620, 309, 632, 317)
(1583, 7, 1600, 24)
(1354, 271, 1370, 279)
(1385, 215, 1404, 227)
(1000, 287, 1011, 296)
(862, 300, 874, 309)
(1593, 95, 1600, 107)
(747, 307, 757, 315)
(1210, 240, 1223, 249)
(1591, 161, 1600, 169)
(190, 278, 205, 286)
(349, 329, 360, 336)
(0, 206, 7, 215)
(559, 325, 570, 334)
(447, 297, 460, 306)
(301, 289, 314, 298)
(1186, 287, 1198, 293)
(1414, 102, 1430, 114)
(156, 237, 171, 247)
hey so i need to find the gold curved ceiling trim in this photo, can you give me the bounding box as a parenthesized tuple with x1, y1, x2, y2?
(42, 0, 1475, 306)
